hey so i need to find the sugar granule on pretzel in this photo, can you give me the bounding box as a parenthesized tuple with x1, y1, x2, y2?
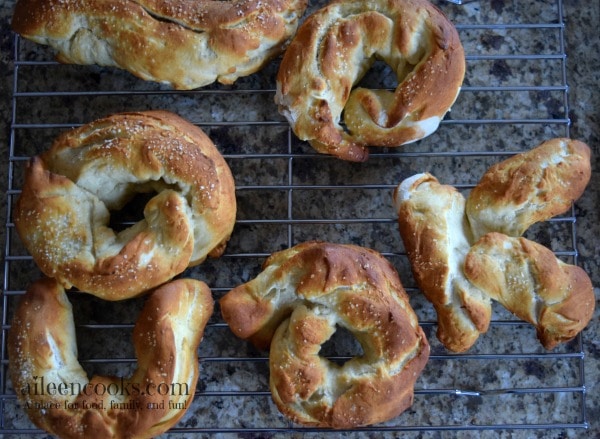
(275, 0, 465, 161)
(220, 241, 430, 429)
(8, 278, 213, 439)
(12, 0, 308, 90)
(14, 110, 236, 300)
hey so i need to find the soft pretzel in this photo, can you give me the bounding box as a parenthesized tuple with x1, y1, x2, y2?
(466, 138, 592, 240)
(275, 0, 465, 161)
(11, 0, 308, 89)
(14, 110, 236, 300)
(8, 277, 213, 439)
(464, 233, 595, 350)
(220, 241, 430, 429)
(394, 138, 593, 352)
(393, 173, 491, 352)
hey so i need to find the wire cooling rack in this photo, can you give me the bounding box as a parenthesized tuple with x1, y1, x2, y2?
(1, 0, 589, 436)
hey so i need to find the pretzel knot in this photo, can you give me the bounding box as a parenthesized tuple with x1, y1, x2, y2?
(8, 278, 213, 439)
(394, 138, 594, 352)
(14, 111, 236, 300)
(275, 0, 465, 161)
(220, 241, 430, 428)
(12, 0, 309, 89)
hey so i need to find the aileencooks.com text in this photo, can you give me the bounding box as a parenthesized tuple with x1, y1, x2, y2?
(20, 375, 191, 398)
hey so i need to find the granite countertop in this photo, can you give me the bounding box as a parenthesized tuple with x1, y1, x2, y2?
(0, 0, 598, 438)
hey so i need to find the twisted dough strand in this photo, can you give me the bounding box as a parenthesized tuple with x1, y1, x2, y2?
(220, 241, 429, 428)
(8, 278, 213, 439)
(394, 138, 593, 352)
(275, 0, 465, 161)
(394, 173, 491, 352)
(464, 233, 595, 350)
(466, 138, 592, 240)
(12, 0, 308, 89)
(14, 111, 236, 300)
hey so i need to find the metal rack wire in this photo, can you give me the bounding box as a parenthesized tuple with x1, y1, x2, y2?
(1, 0, 589, 435)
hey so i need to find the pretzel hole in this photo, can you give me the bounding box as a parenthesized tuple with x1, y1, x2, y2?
(355, 58, 399, 90)
(320, 324, 364, 366)
(105, 180, 183, 232)
(108, 191, 157, 232)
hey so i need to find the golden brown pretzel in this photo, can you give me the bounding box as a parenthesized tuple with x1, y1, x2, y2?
(220, 241, 430, 428)
(393, 173, 491, 352)
(14, 110, 236, 300)
(394, 138, 593, 352)
(8, 277, 214, 439)
(275, 0, 465, 161)
(11, 0, 308, 89)
(466, 138, 592, 241)
(464, 233, 595, 350)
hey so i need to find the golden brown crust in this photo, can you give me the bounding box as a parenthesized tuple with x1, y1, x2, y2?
(8, 277, 214, 439)
(393, 173, 491, 352)
(11, 0, 308, 89)
(275, 0, 465, 161)
(220, 241, 430, 428)
(394, 138, 593, 352)
(464, 233, 595, 350)
(466, 138, 592, 240)
(14, 110, 236, 300)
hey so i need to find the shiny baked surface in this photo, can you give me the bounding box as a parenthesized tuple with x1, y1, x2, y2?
(12, 0, 308, 89)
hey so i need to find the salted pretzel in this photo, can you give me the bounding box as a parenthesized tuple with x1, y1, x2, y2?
(394, 138, 593, 352)
(466, 138, 592, 240)
(8, 278, 214, 439)
(11, 0, 308, 89)
(14, 110, 236, 300)
(394, 173, 492, 352)
(464, 233, 595, 350)
(220, 241, 430, 428)
(275, 0, 465, 161)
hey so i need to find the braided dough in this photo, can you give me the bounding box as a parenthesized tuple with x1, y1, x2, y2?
(220, 241, 430, 428)
(275, 0, 465, 161)
(8, 277, 213, 439)
(11, 0, 308, 89)
(14, 110, 236, 300)
(394, 138, 593, 352)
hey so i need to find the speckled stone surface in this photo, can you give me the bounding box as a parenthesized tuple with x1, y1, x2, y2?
(0, 0, 598, 438)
